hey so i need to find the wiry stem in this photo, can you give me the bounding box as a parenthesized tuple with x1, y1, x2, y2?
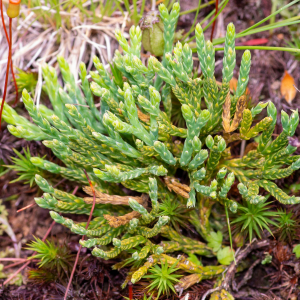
(63, 171, 96, 300)
(210, 0, 219, 41)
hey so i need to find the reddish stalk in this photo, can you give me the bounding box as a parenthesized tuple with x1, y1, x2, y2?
(12, 64, 19, 106)
(63, 171, 96, 300)
(0, 17, 12, 128)
(17, 178, 68, 213)
(128, 281, 133, 300)
(0, 0, 18, 109)
(3, 260, 30, 270)
(3, 186, 78, 286)
(210, 0, 219, 42)
(0, 258, 27, 262)
(17, 202, 36, 213)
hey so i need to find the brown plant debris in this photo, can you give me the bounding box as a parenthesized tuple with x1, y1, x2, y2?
(222, 93, 247, 133)
(137, 108, 150, 122)
(222, 92, 232, 133)
(104, 211, 141, 228)
(164, 176, 191, 198)
(83, 186, 147, 205)
(231, 95, 247, 132)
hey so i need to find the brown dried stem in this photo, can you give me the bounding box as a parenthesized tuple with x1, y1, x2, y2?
(104, 211, 141, 228)
(83, 186, 147, 205)
(164, 177, 190, 199)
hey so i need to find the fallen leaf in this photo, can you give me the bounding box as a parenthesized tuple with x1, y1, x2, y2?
(229, 77, 250, 95)
(280, 70, 297, 103)
(236, 38, 269, 46)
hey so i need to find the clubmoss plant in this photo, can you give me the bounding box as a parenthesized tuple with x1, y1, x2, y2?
(1, 2, 300, 293)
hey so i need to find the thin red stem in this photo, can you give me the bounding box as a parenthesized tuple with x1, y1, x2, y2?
(0, 0, 9, 41)
(0, 258, 27, 262)
(128, 281, 133, 300)
(210, 0, 219, 42)
(0, 17, 12, 128)
(16, 179, 68, 213)
(12, 62, 19, 106)
(0, 0, 18, 107)
(64, 172, 96, 300)
(17, 203, 36, 213)
(3, 260, 29, 270)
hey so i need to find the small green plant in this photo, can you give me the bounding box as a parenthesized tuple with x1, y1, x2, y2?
(261, 252, 272, 264)
(276, 209, 299, 243)
(217, 246, 235, 265)
(7, 148, 46, 186)
(143, 259, 182, 299)
(26, 237, 74, 275)
(207, 231, 223, 252)
(159, 196, 191, 231)
(15, 69, 38, 97)
(27, 268, 57, 283)
(293, 244, 300, 258)
(231, 200, 280, 243)
(286, 35, 300, 60)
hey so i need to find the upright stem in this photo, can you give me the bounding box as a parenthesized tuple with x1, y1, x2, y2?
(0, 1, 18, 107)
(225, 205, 236, 264)
(0, 18, 12, 128)
(63, 171, 96, 300)
(210, 0, 219, 41)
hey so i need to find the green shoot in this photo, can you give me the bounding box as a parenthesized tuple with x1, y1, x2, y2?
(143, 260, 182, 299)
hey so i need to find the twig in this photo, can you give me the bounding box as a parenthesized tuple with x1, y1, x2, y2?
(201, 286, 221, 300)
(222, 239, 268, 290)
(235, 258, 261, 290)
(0, 258, 27, 262)
(63, 171, 96, 300)
(17, 203, 36, 213)
(17, 178, 67, 213)
(3, 260, 30, 270)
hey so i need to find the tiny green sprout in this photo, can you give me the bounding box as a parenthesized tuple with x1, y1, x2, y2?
(7, 148, 46, 187)
(231, 200, 280, 243)
(261, 252, 272, 265)
(143, 260, 182, 299)
(26, 237, 73, 275)
(15, 69, 38, 95)
(159, 197, 191, 232)
(276, 209, 299, 243)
